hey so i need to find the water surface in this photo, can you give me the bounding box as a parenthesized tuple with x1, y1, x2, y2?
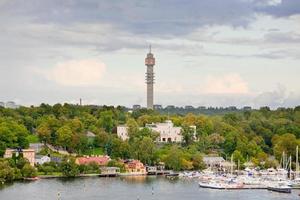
(0, 177, 298, 200)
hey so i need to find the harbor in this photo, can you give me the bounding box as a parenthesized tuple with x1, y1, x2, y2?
(181, 168, 300, 194)
(0, 176, 298, 200)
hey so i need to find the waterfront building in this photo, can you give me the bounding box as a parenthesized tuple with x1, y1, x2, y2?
(146, 166, 157, 175)
(219, 161, 236, 172)
(124, 160, 147, 174)
(75, 155, 110, 166)
(100, 167, 120, 176)
(203, 156, 225, 168)
(4, 148, 35, 166)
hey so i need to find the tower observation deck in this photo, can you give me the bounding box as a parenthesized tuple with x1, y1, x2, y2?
(145, 45, 155, 109)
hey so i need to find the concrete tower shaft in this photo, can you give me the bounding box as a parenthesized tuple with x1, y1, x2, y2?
(145, 46, 155, 109)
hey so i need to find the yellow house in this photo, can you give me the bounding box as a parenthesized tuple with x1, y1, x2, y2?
(124, 160, 147, 174)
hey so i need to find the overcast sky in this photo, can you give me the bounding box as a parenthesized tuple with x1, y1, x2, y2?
(0, 0, 300, 108)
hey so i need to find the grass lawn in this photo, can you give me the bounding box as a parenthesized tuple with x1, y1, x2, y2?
(38, 147, 65, 158)
(84, 147, 104, 156)
(27, 134, 40, 143)
(93, 147, 104, 155)
(37, 172, 63, 177)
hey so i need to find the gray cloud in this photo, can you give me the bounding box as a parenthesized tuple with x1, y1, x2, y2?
(264, 31, 300, 44)
(256, 0, 300, 17)
(0, 0, 300, 108)
(2, 0, 298, 36)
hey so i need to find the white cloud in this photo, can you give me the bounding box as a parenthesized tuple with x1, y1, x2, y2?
(201, 73, 249, 94)
(46, 59, 106, 86)
(253, 84, 287, 107)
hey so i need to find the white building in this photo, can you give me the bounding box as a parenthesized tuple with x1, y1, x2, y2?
(117, 125, 129, 141)
(146, 120, 182, 143)
(117, 120, 194, 143)
(35, 155, 51, 165)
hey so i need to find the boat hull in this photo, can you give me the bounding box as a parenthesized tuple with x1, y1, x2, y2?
(267, 187, 292, 193)
(199, 183, 243, 190)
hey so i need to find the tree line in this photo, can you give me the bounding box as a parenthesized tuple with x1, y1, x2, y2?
(0, 104, 300, 182)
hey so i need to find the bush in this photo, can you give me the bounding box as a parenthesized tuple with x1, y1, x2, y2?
(21, 164, 37, 178)
(0, 159, 15, 182)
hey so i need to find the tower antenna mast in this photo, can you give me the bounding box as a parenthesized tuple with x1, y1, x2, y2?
(145, 45, 156, 109)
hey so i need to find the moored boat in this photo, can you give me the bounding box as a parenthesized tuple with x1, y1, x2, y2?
(199, 180, 244, 190)
(267, 182, 292, 193)
(24, 177, 39, 181)
(165, 173, 179, 177)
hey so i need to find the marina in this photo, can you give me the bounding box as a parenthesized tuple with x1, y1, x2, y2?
(0, 176, 299, 200)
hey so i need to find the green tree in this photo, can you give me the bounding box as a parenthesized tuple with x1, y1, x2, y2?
(272, 133, 300, 160)
(131, 137, 157, 165)
(98, 111, 115, 133)
(181, 126, 195, 146)
(60, 158, 79, 177)
(0, 141, 6, 157)
(164, 146, 183, 171)
(0, 118, 29, 149)
(191, 153, 206, 170)
(37, 123, 51, 145)
(232, 150, 245, 166)
(110, 137, 130, 159)
(126, 118, 139, 140)
(57, 126, 73, 150)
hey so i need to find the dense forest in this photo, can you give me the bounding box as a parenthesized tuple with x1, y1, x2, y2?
(1, 104, 300, 177)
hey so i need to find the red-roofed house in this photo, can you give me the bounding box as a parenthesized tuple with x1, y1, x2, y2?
(124, 160, 146, 174)
(75, 156, 110, 166)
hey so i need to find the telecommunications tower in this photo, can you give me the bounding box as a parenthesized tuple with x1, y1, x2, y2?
(145, 45, 155, 109)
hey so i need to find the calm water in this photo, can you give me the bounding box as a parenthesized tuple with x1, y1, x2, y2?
(0, 177, 298, 200)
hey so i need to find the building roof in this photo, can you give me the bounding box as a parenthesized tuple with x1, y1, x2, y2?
(76, 156, 110, 165)
(5, 148, 35, 153)
(125, 159, 144, 168)
(220, 161, 236, 167)
(51, 157, 62, 163)
(86, 131, 96, 137)
(203, 156, 225, 164)
(35, 155, 50, 159)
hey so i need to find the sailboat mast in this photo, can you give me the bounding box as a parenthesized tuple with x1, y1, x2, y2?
(238, 159, 240, 175)
(297, 146, 299, 179)
(289, 155, 292, 180)
(231, 154, 233, 175)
